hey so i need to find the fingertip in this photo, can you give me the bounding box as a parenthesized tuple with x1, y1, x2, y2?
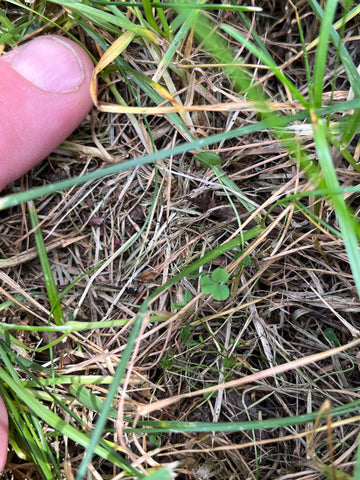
(0, 35, 95, 190)
(0, 395, 8, 473)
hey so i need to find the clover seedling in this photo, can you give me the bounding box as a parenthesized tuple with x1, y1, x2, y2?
(200, 267, 230, 301)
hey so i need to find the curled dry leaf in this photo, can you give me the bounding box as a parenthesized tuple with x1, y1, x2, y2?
(189, 196, 259, 227)
(88, 216, 105, 226)
(189, 196, 235, 220)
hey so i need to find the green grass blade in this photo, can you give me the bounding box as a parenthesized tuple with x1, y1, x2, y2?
(74, 306, 148, 480)
(0, 109, 306, 211)
(141, 0, 165, 35)
(311, 113, 360, 295)
(27, 201, 64, 325)
(0, 386, 57, 480)
(219, 24, 308, 107)
(3, 94, 360, 211)
(339, 108, 360, 148)
(127, 397, 360, 433)
(91, 1, 262, 11)
(308, 0, 360, 98)
(0, 364, 142, 476)
(311, 0, 337, 107)
(48, 0, 157, 41)
(154, 0, 205, 82)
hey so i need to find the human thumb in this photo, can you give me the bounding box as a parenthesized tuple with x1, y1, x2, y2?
(0, 394, 8, 472)
(0, 35, 94, 191)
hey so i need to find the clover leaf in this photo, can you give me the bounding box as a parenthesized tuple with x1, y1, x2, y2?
(200, 268, 230, 301)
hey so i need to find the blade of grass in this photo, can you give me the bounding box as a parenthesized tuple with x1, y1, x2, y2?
(152, 0, 206, 83)
(141, 0, 166, 35)
(218, 24, 308, 107)
(90, 30, 135, 106)
(310, 112, 360, 296)
(74, 305, 148, 480)
(27, 201, 64, 325)
(0, 386, 56, 480)
(48, 0, 158, 42)
(91, 1, 262, 11)
(0, 111, 305, 211)
(308, 0, 360, 97)
(128, 397, 360, 433)
(311, 0, 337, 108)
(0, 363, 143, 477)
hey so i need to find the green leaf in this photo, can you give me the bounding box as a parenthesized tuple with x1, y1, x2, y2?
(323, 328, 340, 347)
(195, 151, 222, 168)
(211, 268, 229, 283)
(211, 284, 230, 301)
(184, 290, 192, 303)
(145, 464, 178, 480)
(171, 301, 184, 310)
(200, 275, 216, 294)
(180, 325, 193, 343)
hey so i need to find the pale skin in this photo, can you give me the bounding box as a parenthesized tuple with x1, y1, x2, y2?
(0, 35, 94, 190)
(0, 35, 94, 471)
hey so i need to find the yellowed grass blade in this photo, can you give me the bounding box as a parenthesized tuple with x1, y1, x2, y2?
(95, 99, 305, 115)
(90, 31, 136, 106)
(90, 31, 307, 116)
